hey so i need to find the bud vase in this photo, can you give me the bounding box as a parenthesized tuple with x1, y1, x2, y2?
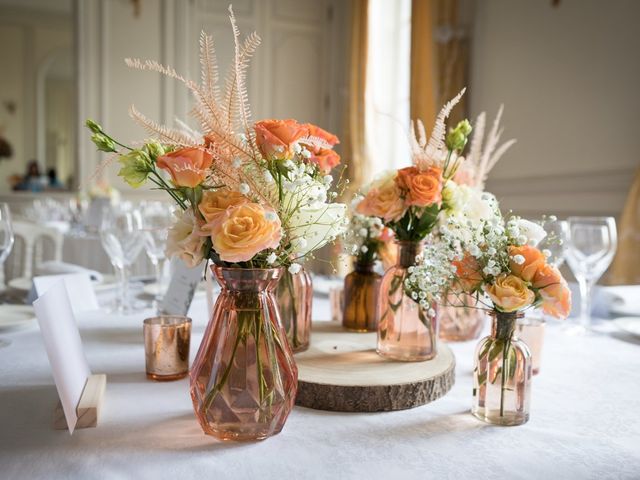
(342, 262, 381, 332)
(438, 291, 485, 341)
(377, 241, 438, 361)
(190, 267, 298, 441)
(276, 267, 312, 352)
(472, 311, 532, 426)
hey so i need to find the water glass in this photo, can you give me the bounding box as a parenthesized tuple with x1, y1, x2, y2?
(565, 216, 617, 333)
(141, 202, 172, 305)
(100, 205, 145, 314)
(0, 203, 15, 348)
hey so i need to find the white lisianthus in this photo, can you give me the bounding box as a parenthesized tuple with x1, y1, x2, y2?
(516, 218, 546, 246)
(288, 203, 347, 255)
(166, 209, 205, 268)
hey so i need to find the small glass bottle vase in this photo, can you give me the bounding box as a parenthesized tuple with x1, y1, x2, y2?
(377, 241, 438, 361)
(472, 311, 532, 426)
(190, 267, 298, 441)
(343, 261, 381, 332)
(277, 267, 312, 352)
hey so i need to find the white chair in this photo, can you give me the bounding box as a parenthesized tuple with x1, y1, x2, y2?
(6, 221, 63, 282)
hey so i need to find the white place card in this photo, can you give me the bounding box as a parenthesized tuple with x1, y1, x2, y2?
(33, 281, 91, 434)
(33, 273, 99, 314)
(159, 259, 205, 316)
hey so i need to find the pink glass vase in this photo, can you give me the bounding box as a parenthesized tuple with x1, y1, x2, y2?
(472, 311, 532, 426)
(190, 267, 298, 441)
(277, 267, 312, 352)
(377, 241, 438, 361)
(438, 291, 485, 342)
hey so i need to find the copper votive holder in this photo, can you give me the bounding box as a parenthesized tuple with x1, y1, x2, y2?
(143, 316, 192, 381)
(516, 314, 546, 376)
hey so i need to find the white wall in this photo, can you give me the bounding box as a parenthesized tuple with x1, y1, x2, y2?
(471, 0, 640, 218)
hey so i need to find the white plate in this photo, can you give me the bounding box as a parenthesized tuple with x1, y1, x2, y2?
(0, 305, 37, 331)
(613, 317, 640, 338)
(9, 274, 114, 293)
(610, 304, 640, 317)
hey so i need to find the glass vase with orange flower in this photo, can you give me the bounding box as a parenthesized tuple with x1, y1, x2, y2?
(356, 94, 473, 361)
(277, 265, 312, 352)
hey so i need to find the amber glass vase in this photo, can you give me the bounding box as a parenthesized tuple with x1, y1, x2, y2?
(190, 267, 298, 441)
(277, 267, 312, 352)
(377, 241, 438, 361)
(472, 311, 532, 426)
(342, 262, 381, 332)
(438, 291, 485, 342)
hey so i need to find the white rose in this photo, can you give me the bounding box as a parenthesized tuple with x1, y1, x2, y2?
(288, 203, 347, 255)
(516, 218, 547, 246)
(166, 209, 205, 268)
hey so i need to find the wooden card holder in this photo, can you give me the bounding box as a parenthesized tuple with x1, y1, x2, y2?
(53, 374, 107, 430)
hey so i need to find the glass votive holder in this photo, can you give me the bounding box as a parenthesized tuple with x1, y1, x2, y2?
(143, 315, 192, 381)
(329, 286, 344, 323)
(516, 313, 546, 375)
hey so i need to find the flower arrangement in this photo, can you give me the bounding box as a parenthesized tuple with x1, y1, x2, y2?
(86, 10, 346, 273)
(344, 199, 394, 266)
(356, 89, 472, 241)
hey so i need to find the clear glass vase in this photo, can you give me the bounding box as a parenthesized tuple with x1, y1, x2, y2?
(342, 262, 381, 332)
(472, 311, 532, 426)
(190, 267, 298, 441)
(438, 291, 485, 342)
(277, 267, 312, 352)
(377, 241, 438, 361)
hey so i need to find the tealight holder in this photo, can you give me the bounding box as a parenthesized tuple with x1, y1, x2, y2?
(143, 315, 192, 381)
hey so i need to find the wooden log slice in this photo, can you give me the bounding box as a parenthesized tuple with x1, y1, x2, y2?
(294, 322, 456, 412)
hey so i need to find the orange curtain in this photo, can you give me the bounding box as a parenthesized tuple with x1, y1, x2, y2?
(410, 0, 437, 133)
(609, 168, 640, 284)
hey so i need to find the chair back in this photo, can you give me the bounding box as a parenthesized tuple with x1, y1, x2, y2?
(6, 221, 63, 280)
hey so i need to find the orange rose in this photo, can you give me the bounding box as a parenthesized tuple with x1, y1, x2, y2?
(508, 245, 546, 282)
(254, 119, 307, 159)
(452, 254, 483, 293)
(209, 203, 282, 262)
(303, 124, 339, 148)
(532, 264, 572, 318)
(486, 274, 535, 312)
(395, 166, 443, 207)
(199, 188, 249, 224)
(308, 148, 341, 173)
(356, 175, 407, 223)
(156, 147, 213, 188)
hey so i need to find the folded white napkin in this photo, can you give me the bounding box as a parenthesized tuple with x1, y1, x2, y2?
(35, 261, 104, 283)
(600, 285, 640, 316)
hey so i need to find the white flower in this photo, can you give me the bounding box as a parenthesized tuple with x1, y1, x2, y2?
(263, 170, 274, 183)
(266, 252, 277, 264)
(301, 148, 311, 159)
(239, 183, 250, 195)
(264, 210, 277, 222)
(516, 218, 547, 247)
(361, 245, 368, 253)
(358, 228, 368, 237)
(288, 203, 347, 255)
(232, 157, 242, 168)
(166, 209, 205, 268)
(323, 175, 333, 185)
(512, 254, 525, 265)
(288, 263, 302, 274)
(542, 249, 552, 258)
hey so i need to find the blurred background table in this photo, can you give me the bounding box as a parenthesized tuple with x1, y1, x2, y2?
(0, 289, 638, 479)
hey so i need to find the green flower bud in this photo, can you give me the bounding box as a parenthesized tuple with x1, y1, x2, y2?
(85, 119, 103, 134)
(117, 150, 152, 188)
(144, 141, 166, 159)
(445, 119, 473, 151)
(455, 119, 472, 137)
(91, 133, 117, 153)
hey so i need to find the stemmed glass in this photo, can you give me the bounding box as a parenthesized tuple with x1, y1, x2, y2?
(100, 205, 145, 314)
(565, 216, 617, 333)
(141, 201, 172, 308)
(0, 203, 15, 347)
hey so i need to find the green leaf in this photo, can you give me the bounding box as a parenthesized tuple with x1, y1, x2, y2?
(488, 340, 503, 362)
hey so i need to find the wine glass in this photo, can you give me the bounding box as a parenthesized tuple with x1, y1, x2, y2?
(100, 205, 145, 314)
(539, 219, 569, 267)
(565, 216, 617, 333)
(0, 203, 15, 347)
(141, 202, 173, 308)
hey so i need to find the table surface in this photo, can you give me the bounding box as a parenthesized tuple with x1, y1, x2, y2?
(1, 291, 639, 480)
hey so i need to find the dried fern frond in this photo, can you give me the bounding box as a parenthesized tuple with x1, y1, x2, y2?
(129, 105, 198, 146)
(299, 135, 334, 151)
(425, 87, 466, 155)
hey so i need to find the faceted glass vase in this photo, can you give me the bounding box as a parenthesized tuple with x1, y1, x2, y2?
(472, 311, 532, 426)
(277, 266, 312, 352)
(342, 262, 381, 332)
(377, 241, 438, 361)
(438, 291, 485, 342)
(190, 267, 298, 441)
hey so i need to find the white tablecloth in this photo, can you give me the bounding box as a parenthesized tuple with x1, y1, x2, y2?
(0, 294, 639, 479)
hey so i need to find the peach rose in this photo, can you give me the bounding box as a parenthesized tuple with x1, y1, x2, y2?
(486, 274, 535, 312)
(308, 148, 341, 173)
(452, 254, 484, 293)
(356, 175, 407, 223)
(532, 264, 572, 318)
(254, 119, 307, 159)
(166, 210, 206, 268)
(209, 203, 282, 262)
(508, 245, 546, 282)
(156, 147, 213, 188)
(198, 188, 249, 224)
(395, 166, 443, 207)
